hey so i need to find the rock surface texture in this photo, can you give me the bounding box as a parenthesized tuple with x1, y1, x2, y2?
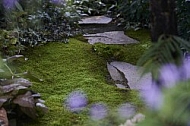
(78, 16, 112, 24)
(84, 31, 138, 44)
(107, 62, 129, 89)
(108, 61, 152, 90)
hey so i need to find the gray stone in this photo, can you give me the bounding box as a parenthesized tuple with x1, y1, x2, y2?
(110, 61, 152, 90)
(107, 62, 130, 89)
(83, 31, 138, 45)
(78, 16, 112, 24)
(115, 84, 128, 89)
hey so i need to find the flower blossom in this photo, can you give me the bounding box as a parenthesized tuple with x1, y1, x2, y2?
(140, 82, 163, 110)
(180, 59, 190, 80)
(159, 63, 180, 88)
(65, 90, 87, 112)
(117, 103, 136, 119)
(50, 0, 65, 5)
(3, 0, 17, 10)
(89, 103, 108, 120)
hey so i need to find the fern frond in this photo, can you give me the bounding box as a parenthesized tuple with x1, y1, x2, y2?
(138, 34, 190, 79)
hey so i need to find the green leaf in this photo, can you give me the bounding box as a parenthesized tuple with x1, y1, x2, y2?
(15, 1, 24, 12)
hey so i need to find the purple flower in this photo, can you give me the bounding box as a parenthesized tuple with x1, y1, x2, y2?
(187, 121, 190, 126)
(140, 82, 163, 110)
(180, 59, 190, 80)
(117, 103, 136, 119)
(65, 90, 87, 112)
(159, 64, 180, 88)
(89, 103, 108, 120)
(50, 0, 65, 5)
(3, 0, 17, 10)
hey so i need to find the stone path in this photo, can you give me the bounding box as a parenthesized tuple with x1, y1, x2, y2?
(79, 16, 112, 24)
(79, 16, 151, 91)
(79, 16, 149, 116)
(79, 16, 138, 45)
(84, 31, 138, 44)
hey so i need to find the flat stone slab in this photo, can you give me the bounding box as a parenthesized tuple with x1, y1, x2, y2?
(110, 61, 152, 90)
(79, 16, 112, 24)
(84, 31, 138, 44)
(107, 62, 129, 89)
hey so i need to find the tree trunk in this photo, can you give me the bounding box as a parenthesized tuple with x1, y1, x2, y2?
(150, 0, 177, 42)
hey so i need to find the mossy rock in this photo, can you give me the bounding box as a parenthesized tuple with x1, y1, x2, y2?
(92, 43, 125, 61)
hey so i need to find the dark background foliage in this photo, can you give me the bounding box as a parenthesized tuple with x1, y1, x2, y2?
(0, 0, 189, 56)
(176, 0, 190, 40)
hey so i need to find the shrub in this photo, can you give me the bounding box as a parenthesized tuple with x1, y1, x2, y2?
(0, 30, 24, 56)
(72, 0, 117, 16)
(0, 0, 81, 50)
(176, 0, 190, 40)
(118, 0, 150, 29)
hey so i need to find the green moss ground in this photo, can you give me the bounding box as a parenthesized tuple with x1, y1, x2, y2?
(15, 29, 150, 126)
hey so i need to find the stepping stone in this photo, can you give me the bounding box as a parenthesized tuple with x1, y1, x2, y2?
(110, 61, 152, 90)
(107, 62, 129, 89)
(84, 31, 138, 44)
(79, 16, 112, 24)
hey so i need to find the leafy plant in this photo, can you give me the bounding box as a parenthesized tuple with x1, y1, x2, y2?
(1, 0, 81, 49)
(138, 59, 190, 126)
(72, 0, 117, 16)
(118, 0, 149, 29)
(0, 29, 24, 56)
(176, 0, 190, 40)
(137, 35, 190, 80)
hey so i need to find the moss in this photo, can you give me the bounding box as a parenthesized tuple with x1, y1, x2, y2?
(92, 43, 125, 61)
(73, 34, 88, 43)
(15, 38, 143, 126)
(91, 29, 151, 64)
(123, 29, 151, 64)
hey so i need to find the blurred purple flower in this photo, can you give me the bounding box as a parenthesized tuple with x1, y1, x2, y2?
(180, 59, 190, 80)
(65, 90, 87, 112)
(89, 103, 108, 120)
(159, 63, 180, 88)
(140, 82, 163, 110)
(187, 121, 190, 126)
(3, 0, 17, 10)
(50, 0, 65, 5)
(117, 103, 136, 119)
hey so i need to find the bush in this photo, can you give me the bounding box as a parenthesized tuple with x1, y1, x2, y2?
(118, 0, 150, 29)
(72, 0, 117, 16)
(176, 0, 190, 40)
(0, 30, 24, 56)
(0, 0, 80, 51)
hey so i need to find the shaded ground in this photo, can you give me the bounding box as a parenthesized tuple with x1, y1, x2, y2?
(14, 29, 150, 126)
